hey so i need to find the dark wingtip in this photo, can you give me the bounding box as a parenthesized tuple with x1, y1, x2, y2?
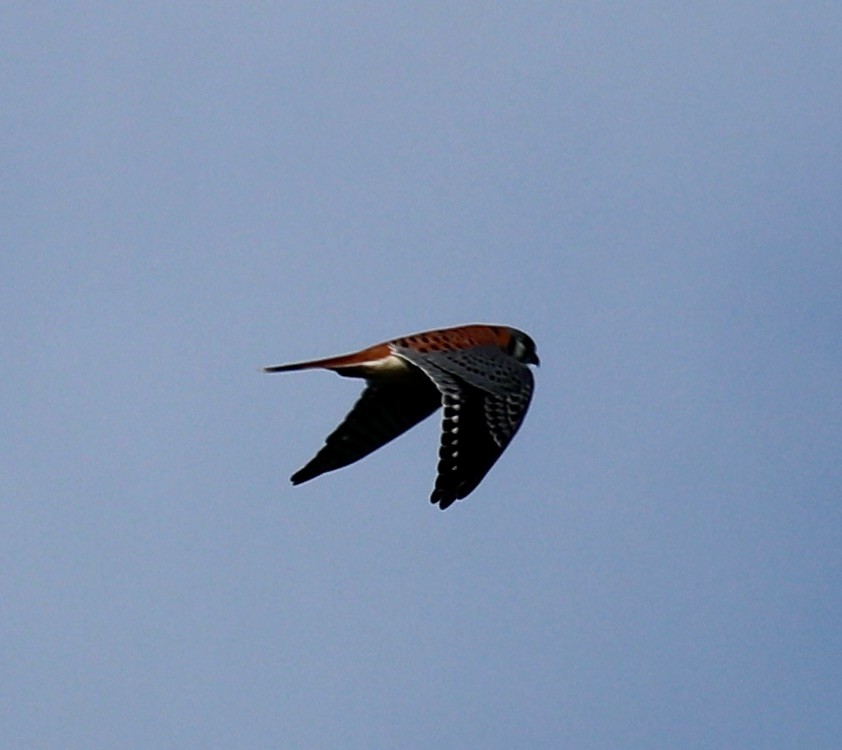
(430, 492, 457, 510)
(290, 469, 310, 485)
(291, 457, 325, 484)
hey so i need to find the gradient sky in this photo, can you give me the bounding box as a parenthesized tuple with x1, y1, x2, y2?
(3, 4, 841, 749)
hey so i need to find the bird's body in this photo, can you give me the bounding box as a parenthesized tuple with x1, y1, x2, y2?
(264, 324, 539, 509)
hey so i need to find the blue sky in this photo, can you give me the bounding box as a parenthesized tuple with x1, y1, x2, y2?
(2, 4, 841, 748)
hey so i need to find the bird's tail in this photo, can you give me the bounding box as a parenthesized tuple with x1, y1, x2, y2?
(263, 340, 396, 375)
(263, 351, 375, 374)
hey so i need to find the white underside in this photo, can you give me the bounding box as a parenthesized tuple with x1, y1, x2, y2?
(364, 353, 412, 376)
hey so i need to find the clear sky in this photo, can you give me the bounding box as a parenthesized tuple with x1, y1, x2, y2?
(2, 4, 841, 749)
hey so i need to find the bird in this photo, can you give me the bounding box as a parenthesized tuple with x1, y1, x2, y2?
(263, 324, 539, 509)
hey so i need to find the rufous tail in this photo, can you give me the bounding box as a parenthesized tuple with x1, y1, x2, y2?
(263, 352, 364, 373)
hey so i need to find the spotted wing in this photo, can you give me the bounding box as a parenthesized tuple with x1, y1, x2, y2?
(291, 372, 441, 485)
(394, 345, 534, 508)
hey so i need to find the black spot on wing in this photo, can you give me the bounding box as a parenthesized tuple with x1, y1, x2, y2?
(437, 346, 521, 388)
(291, 371, 441, 485)
(429, 377, 533, 510)
(482, 373, 534, 447)
(391, 345, 534, 509)
(429, 383, 496, 509)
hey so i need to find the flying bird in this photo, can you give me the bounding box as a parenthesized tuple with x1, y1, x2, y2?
(264, 324, 539, 509)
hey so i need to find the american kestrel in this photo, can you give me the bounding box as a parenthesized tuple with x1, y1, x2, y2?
(264, 324, 539, 509)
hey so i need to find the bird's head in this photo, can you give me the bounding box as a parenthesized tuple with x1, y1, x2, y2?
(507, 328, 540, 366)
